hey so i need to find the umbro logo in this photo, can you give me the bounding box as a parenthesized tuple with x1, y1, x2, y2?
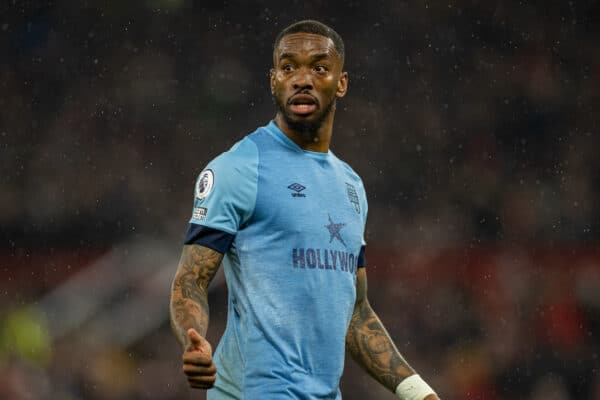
(288, 183, 306, 197)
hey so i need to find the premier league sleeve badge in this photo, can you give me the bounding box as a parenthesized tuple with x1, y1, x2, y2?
(195, 169, 215, 201)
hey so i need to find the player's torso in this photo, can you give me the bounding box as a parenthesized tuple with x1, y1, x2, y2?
(237, 127, 364, 303)
(217, 126, 364, 398)
(250, 141, 364, 267)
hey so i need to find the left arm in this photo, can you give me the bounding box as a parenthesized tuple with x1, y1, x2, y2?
(345, 267, 440, 400)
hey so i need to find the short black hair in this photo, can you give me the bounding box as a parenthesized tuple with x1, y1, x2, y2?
(273, 20, 345, 62)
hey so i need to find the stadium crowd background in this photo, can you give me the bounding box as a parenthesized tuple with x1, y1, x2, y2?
(2, 1, 599, 399)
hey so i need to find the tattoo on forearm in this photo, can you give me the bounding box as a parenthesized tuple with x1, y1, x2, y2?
(346, 300, 415, 391)
(170, 245, 222, 347)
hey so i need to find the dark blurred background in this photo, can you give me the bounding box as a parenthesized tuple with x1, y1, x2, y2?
(1, 1, 599, 399)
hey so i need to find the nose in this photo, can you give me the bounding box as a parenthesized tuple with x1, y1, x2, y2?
(292, 69, 313, 91)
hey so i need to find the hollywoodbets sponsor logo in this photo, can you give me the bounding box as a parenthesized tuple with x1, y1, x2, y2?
(292, 248, 358, 274)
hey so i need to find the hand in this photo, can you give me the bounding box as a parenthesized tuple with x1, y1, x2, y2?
(182, 328, 217, 389)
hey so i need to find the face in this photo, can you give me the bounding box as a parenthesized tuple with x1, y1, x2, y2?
(270, 33, 348, 138)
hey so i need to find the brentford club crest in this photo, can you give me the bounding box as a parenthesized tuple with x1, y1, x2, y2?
(346, 183, 360, 213)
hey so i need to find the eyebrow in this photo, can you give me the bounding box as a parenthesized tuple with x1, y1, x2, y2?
(278, 52, 332, 62)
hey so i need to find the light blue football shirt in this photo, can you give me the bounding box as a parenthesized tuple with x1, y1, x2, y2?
(186, 121, 368, 399)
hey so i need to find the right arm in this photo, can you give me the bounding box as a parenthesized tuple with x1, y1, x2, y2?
(170, 243, 223, 346)
(170, 244, 223, 389)
(172, 144, 255, 387)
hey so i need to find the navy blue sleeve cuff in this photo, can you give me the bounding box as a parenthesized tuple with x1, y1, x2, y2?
(184, 223, 235, 254)
(357, 245, 366, 268)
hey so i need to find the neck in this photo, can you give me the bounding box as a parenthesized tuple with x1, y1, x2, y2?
(274, 112, 334, 153)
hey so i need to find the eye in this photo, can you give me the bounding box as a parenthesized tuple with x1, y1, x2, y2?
(281, 64, 294, 72)
(314, 65, 328, 73)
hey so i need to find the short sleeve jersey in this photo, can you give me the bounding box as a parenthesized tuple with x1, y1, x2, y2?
(186, 121, 368, 400)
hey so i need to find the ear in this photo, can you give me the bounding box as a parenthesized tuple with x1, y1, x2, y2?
(336, 71, 348, 98)
(269, 68, 276, 95)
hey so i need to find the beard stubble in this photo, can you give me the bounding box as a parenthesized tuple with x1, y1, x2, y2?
(274, 91, 336, 142)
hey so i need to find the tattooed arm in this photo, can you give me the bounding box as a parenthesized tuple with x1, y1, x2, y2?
(170, 244, 223, 389)
(170, 244, 223, 343)
(346, 268, 439, 399)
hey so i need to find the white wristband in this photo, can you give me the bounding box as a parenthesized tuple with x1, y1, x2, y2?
(395, 374, 436, 400)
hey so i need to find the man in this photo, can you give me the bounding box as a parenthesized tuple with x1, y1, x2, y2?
(170, 20, 440, 400)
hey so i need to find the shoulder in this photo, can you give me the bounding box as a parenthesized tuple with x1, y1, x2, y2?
(204, 135, 260, 179)
(195, 134, 260, 196)
(208, 123, 277, 167)
(213, 134, 259, 166)
(331, 153, 365, 189)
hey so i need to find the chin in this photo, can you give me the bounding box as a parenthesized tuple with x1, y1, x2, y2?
(288, 113, 317, 124)
(284, 114, 321, 138)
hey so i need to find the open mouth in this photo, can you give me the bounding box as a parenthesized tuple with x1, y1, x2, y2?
(289, 94, 318, 115)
